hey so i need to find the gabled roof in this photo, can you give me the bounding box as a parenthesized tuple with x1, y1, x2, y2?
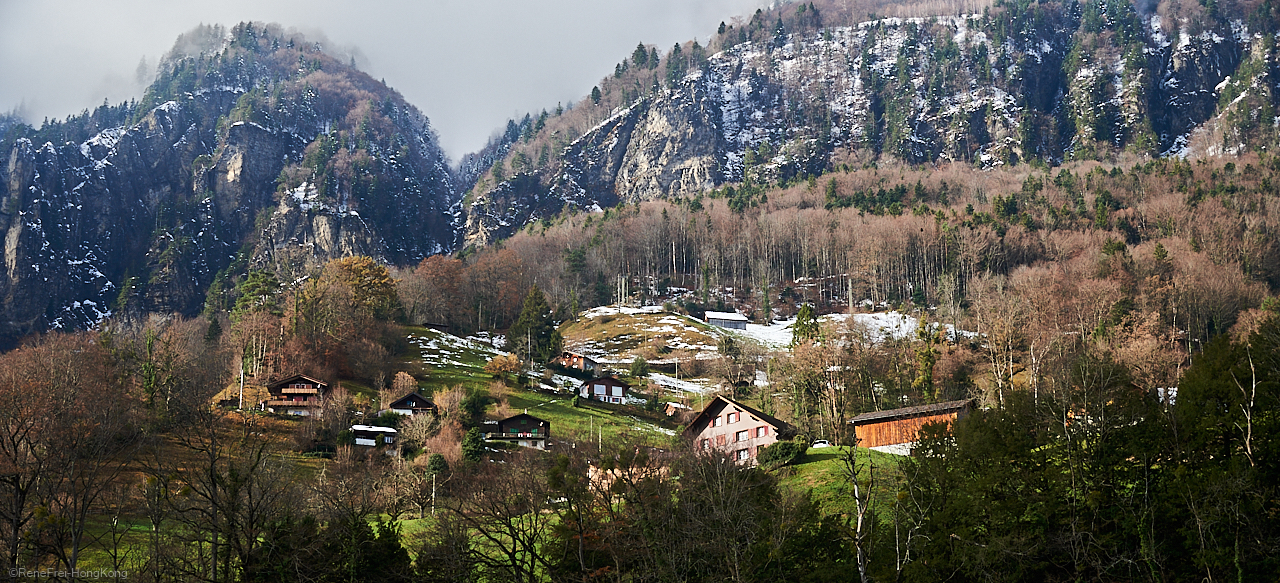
(681, 395, 794, 438)
(579, 376, 630, 389)
(388, 391, 436, 410)
(498, 412, 550, 426)
(268, 374, 329, 390)
(848, 399, 974, 425)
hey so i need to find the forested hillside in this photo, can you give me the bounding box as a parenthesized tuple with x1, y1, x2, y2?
(3, 0, 1280, 580)
(462, 0, 1280, 243)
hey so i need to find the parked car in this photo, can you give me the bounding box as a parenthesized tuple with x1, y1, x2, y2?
(811, 439, 832, 448)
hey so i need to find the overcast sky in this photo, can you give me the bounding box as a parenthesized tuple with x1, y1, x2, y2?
(0, 0, 767, 160)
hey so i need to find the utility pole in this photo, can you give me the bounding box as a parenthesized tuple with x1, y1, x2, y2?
(431, 472, 436, 516)
(238, 358, 244, 410)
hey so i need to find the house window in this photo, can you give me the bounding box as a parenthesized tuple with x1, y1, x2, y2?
(701, 439, 710, 450)
(383, 436, 393, 444)
(716, 435, 726, 446)
(735, 449, 750, 461)
(727, 412, 740, 423)
(711, 416, 722, 427)
(756, 426, 769, 438)
(735, 430, 749, 442)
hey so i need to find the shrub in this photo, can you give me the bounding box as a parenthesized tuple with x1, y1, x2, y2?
(630, 356, 650, 377)
(757, 440, 807, 469)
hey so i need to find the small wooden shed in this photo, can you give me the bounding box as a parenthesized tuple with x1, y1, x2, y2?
(848, 399, 974, 448)
(705, 311, 749, 330)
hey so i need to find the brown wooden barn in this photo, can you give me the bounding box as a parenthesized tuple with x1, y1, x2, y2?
(848, 399, 974, 448)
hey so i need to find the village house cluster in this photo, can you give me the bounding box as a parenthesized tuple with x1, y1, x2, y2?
(239, 365, 972, 463)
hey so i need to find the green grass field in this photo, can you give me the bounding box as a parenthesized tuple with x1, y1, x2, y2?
(401, 326, 505, 393)
(777, 446, 906, 517)
(501, 387, 678, 446)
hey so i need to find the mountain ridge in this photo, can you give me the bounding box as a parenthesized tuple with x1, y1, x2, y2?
(0, 22, 458, 345)
(3, 0, 1279, 345)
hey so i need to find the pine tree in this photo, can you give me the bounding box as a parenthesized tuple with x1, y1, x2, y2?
(232, 270, 282, 317)
(204, 315, 222, 344)
(665, 43, 686, 85)
(506, 284, 562, 363)
(426, 453, 449, 477)
(792, 303, 820, 346)
(632, 42, 649, 68)
(913, 315, 939, 398)
(462, 428, 484, 463)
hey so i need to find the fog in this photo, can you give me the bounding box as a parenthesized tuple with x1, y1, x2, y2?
(0, 0, 766, 159)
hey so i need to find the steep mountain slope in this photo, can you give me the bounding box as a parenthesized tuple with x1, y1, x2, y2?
(462, 0, 1266, 244)
(0, 23, 458, 343)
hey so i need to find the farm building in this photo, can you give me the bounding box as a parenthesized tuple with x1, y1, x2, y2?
(848, 399, 974, 448)
(350, 425, 397, 447)
(387, 391, 437, 416)
(553, 350, 600, 374)
(682, 395, 795, 464)
(263, 374, 329, 416)
(579, 376, 631, 404)
(705, 311, 749, 329)
(489, 412, 550, 450)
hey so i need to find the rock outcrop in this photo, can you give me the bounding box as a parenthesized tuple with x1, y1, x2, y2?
(463, 8, 1255, 244)
(0, 23, 458, 345)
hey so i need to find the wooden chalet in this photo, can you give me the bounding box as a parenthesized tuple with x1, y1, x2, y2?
(848, 399, 974, 448)
(388, 391, 437, 416)
(682, 395, 795, 464)
(705, 310, 749, 330)
(489, 412, 550, 450)
(553, 350, 600, 374)
(350, 424, 397, 448)
(263, 374, 329, 416)
(579, 376, 630, 404)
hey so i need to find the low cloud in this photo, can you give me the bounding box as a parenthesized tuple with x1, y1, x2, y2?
(0, 0, 764, 159)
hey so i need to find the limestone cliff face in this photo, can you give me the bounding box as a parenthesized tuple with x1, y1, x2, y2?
(0, 24, 459, 345)
(462, 9, 1252, 244)
(0, 98, 223, 337)
(612, 79, 724, 202)
(251, 182, 388, 283)
(465, 78, 726, 246)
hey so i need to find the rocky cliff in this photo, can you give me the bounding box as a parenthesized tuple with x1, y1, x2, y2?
(463, 0, 1268, 244)
(0, 23, 458, 344)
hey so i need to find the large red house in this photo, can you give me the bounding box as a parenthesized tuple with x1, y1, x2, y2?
(682, 396, 795, 464)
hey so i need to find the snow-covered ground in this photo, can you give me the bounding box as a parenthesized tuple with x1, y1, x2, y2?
(408, 329, 504, 369)
(869, 442, 914, 456)
(730, 318, 796, 348)
(581, 305, 665, 318)
(648, 372, 713, 394)
(721, 310, 947, 347)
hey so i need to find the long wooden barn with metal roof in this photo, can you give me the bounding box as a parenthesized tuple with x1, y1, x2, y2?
(848, 399, 974, 448)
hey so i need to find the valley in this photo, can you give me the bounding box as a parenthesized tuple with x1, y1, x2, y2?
(3, 0, 1280, 580)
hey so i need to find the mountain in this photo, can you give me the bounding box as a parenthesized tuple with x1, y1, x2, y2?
(2, 0, 1276, 344)
(461, 0, 1267, 244)
(0, 23, 458, 344)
